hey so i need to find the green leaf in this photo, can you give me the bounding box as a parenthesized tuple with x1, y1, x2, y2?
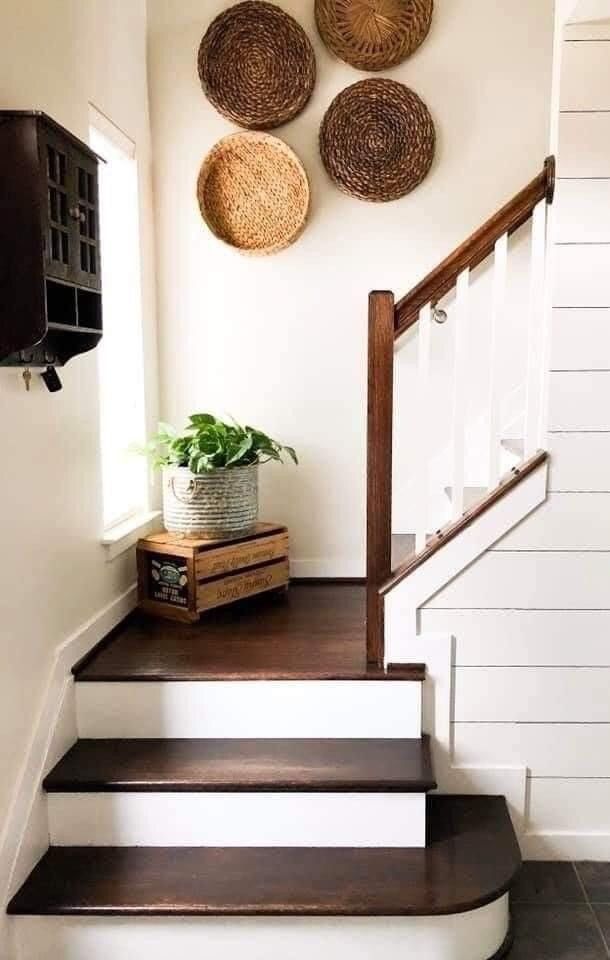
(226, 433, 253, 465)
(137, 415, 298, 473)
(189, 413, 217, 428)
(157, 421, 177, 438)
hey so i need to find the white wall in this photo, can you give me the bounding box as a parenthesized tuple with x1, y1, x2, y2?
(0, 0, 158, 938)
(422, 9, 610, 859)
(148, 0, 554, 576)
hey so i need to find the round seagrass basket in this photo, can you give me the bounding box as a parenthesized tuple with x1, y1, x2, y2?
(198, 0, 316, 130)
(315, 0, 433, 72)
(197, 132, 310, 255)
(162, 465, 259, 539)
(319, 78, 435, 202)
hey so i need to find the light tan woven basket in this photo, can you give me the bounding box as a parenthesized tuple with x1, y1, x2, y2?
(197, 133, 310, 256)
(315, 0, 433, 72)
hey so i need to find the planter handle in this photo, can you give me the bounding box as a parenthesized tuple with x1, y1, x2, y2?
(168, 475, 199, 505)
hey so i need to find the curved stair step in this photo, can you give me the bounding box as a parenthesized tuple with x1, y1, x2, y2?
(8, 796, 519, 917)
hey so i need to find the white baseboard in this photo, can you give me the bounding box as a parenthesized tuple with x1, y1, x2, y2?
(521, 832, 610, 860)
(0, 585, 138, 936)
(289, 559, 364, 579)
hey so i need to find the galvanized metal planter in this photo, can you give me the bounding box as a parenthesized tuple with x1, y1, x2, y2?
(162, 464, 259, 539)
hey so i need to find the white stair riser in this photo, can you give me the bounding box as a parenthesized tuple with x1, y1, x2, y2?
(75, 681, 422, 739)
(48, 792, 426, 848)
(12, 896, 509, 960)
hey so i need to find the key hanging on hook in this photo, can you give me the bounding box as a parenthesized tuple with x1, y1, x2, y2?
(22, 369, 32, 392)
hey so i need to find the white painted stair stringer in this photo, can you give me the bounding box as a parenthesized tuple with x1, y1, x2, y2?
(48, 791, 427, 848)
(13, 896, 510, 960)
(385, 462, 548, 847)
(406, 630, 528, 840)
(384, 458, 548, 663)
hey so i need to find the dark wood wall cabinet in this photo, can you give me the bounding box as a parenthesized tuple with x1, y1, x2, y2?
(0, 111, 102, 369)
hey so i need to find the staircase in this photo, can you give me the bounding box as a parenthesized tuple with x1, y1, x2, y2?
(8, 586, 518, 959)
(5, 158, 557, 959)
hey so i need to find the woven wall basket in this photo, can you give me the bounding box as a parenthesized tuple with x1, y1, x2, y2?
(197, 132, 310, 255)
(319, 78, 435, 202)
(315, 0, 433, 72)
(198, 1, 316, 130)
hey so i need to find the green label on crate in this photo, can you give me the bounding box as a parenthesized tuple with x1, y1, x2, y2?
(148, 553, 189, 608)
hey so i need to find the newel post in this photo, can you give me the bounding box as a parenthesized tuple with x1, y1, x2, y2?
(366, 291, 395, 666)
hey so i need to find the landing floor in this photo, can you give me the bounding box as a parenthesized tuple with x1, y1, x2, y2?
(76, 583, 383, 681)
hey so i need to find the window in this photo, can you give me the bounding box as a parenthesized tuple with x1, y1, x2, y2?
(89, 107, 148, 532)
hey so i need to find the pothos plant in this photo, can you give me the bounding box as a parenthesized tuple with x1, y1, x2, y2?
(143, 413, 298, 474)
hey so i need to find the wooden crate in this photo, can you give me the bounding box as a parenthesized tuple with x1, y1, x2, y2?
(137, 522, 289, 622)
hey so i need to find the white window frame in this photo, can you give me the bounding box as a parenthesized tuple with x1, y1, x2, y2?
(89, 105, 159, 559)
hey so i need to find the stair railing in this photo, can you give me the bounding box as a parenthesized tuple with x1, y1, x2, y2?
(366, 157, 556, 666)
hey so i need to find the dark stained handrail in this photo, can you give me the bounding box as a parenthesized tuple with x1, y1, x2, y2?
(394, 156, 555, 338)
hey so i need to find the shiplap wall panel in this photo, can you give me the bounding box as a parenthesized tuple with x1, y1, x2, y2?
(548, 371, 610, 430)
(551, 309, 610, 369)
(560, 41, 610, 110)
(564, 20, 610, 40)
(420, 609, 610, 666)
(555, 179, 610, 243)
(529, 779, 610, 834)
(453, 722, 610, 777)
(454, 667, 610, 722)
(558, 112, 610, 177)
(548, 433, 610, 491)
(425, 552, 610, 609)
(492, 492, 610, 550)
(553, 244, 610, 306)
(418, 28, 610, 856)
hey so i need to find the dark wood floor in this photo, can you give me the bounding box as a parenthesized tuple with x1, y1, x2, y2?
(43, 736, 436, 793)
(8, 796, 519, 917)
(75, 583, 422, 681)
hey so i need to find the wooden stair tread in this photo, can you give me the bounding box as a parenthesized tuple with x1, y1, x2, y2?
(7, 796, 520, 917)
(43, 737, 436, 793)
(74, 584, 424, 682)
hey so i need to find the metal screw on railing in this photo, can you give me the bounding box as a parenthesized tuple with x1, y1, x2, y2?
(432, 307, 448, 324)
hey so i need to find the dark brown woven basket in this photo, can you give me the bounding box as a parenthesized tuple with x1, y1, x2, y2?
(198, 1, 316, 130)
(315, 0, 433, 72)
(320, 78, 435, 202)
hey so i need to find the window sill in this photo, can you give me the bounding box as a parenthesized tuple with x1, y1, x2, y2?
(102, 510, 162, 562)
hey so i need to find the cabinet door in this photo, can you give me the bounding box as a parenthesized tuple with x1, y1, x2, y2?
(71, 149, 101, 291)
(42, 129, 71, 283)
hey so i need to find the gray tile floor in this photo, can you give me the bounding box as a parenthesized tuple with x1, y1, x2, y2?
(510, 863, 610, 958)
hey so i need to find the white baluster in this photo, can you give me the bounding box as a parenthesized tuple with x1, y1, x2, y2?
(487, 233, 508, 488)
(450, 269, 469, 520)
(415, 304, 432, 553)
(524, 200, 548, 458)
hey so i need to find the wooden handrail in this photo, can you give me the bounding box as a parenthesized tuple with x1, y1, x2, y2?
(365, 157, 555, 665)
(394, 156, 555, 338)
